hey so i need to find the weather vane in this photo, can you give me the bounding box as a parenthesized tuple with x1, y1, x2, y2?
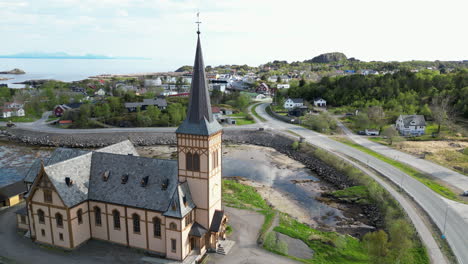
(196, 11, 201, 34)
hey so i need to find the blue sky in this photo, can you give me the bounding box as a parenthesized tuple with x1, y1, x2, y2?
(0, 0, 467, 69)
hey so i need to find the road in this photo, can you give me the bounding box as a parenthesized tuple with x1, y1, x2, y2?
(338, 122, 468, 191)
(254, 103, 468, 264)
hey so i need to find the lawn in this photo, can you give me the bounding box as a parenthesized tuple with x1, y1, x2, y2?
(1, 116, 38, 122)
(235, 118, 255, 125)
(337, 138, 462, 202)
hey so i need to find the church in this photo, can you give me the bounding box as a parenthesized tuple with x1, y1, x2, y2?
(16, 31, 227, 261)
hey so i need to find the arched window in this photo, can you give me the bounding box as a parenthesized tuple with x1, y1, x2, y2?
(94, 206, 102, 226)
(133, 214, 140, 233)
(193, 153, 200, 171)
(38, 209, 45, 224)
(77, 209, 83, 224)
(169, 222, 177, 230)
(56, 213, 63, 228)
(113, 210, 120, 229)
(186, 152, 193, 171)
(153, 217, 161, 237)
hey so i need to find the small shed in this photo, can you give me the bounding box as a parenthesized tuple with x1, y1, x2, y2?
(0, 181, 27, 207)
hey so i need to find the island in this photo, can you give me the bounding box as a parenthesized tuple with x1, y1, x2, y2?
(0, 68, 26, 74)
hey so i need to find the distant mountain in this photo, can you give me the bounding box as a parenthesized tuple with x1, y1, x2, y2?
(0, 52, 149, 60)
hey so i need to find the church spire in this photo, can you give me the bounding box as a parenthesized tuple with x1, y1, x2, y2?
(175, 24, 222, 136)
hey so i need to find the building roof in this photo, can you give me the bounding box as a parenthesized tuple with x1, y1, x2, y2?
(211, 107, 221, 114)
(399, 115, 426, 127)
(176, 34, 222, 136)
(289, 98, 304, 104)
(210, 210, 225, 232)
(15, 205, 27, 216)
(124, 98, 167, 109)
(163, 181, 196, 218)
(88, 152, 179, 212)
(0, 181, 27, 201)
(189, 222, 208, 237)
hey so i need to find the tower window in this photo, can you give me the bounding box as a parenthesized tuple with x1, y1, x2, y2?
(37, 209, 45, 224)
(56, 213, 63, 228)
(153, 217, 161, 238)
(186, 152, 200, 172)
(43, 189, 52, 203)
(77, 209, 83, 224)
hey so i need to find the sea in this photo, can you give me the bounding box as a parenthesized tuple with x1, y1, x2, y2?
(0, 58, 169, 88)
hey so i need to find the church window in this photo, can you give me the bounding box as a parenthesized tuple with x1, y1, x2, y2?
(59, 233, 64, 241)
(186, 152, 200, 172)
(133, 214, 140, 233)
(38, 209, 45, 224)
(153, 217, 161, 237)
(94, 206, 102, 226)
(43, 189, 52, 203)
(20, 215, 26, 224)
(171, 238, 177, 252)
(186, 152, 193, 170)
(77, 209, 83, 224)
(113, 210, 121, 229)
(169, 222, 177, 230)
(41, 229, 45, 236)
(56, 213, 63, 228)
(185, 210, 194, 226)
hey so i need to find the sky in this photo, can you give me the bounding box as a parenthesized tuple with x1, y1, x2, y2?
(0, 0, 467, 70)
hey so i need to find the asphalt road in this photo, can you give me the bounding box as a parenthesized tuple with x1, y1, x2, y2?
(254, 103, 468, 264)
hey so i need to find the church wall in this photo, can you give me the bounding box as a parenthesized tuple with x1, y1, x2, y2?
(186, 178, 208, 209)
(195, 208, 209, 230)
(165, 217, 182, 261)
(126, 207, 147, 250)
(50, 206, 70, 248)
(181, 221, 192, 260)
(147, 211, 166, 254)
(89, 201, 108, 241)
(16, 214, 29, 230)
(70, 201, 91, 247)
(31, 188, 65, 207)
(32, 203, 54, 246)
(107, 204, 127, 245)
(27, 204, 35, 237)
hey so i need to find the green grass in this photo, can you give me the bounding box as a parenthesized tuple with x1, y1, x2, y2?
(222, 179, 270, 210)
(338, 139, 462, 202)
(46, 116, 60, 122)
(1, 116, 37, 122)
(330, 186, 371, 204)
(274, 213, 369, 264)
(225, 225, 233, 236)
(251, 103, 266, 122)
(235, 118, 255, 125)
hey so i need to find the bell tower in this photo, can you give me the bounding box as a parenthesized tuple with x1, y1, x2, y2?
(175, 30, 223, 230)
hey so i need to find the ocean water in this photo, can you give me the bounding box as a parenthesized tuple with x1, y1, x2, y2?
(0, 58, 169, 88)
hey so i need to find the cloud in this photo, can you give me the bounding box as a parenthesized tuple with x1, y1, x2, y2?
(116, 9, 129, 17)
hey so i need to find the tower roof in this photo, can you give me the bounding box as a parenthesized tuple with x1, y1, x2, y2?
(176, 33, 222, 136)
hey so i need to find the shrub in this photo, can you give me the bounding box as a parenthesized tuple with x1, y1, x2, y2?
(291, 141, 299, 150)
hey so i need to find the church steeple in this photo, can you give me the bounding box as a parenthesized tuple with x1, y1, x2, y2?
(176, 30, 222, 136)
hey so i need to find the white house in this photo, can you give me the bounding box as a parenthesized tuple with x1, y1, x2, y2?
(313, 98, 327, 107)
(95, 88, 106, 96)
(395, 115, 426, 136)
(144, 78, 162, 87)
(277, 84, 290, 89)
(1, 101, 25, 118)
(284, 98, 304, 110)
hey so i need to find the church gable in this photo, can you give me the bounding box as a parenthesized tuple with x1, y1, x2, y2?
(28, 165, 66, 207)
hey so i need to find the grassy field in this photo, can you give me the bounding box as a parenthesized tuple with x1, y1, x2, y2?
(1, 116, 38, 122)
(235, 118, 255, 125)
(251, 103, 266, 122)
(336, 138, 463, 202)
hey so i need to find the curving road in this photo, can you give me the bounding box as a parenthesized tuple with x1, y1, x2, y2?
(253, 103, 468, 264)
(337, 122, 468, 191)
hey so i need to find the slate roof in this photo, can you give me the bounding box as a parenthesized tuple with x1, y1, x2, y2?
(176, 34, 222, 136)
(163, 181, 196, 218)
(210, 210, 225, 232)
(0, 181, 27, 201)
(15, 205, 27, 216)
(290, 98, 304, 104)
(124, 98, 167, 109)
(88, 152, 179, 212)
(24, 140, 137, 184)
(400, 115, 426, 127)
(189, 222, 208, 237)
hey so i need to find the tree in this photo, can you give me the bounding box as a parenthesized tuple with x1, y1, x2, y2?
(382, 126, 400, 145)
(356, 113, 371, 130)
(419, 104, 432, 118)
(388, 219, 413, 263)
(235, 94, 251, 110)
(146, 105, 161, 125)
(363, 230, 389, 264)
(367, 106, 386, 131)
(430, 95, 451, 134)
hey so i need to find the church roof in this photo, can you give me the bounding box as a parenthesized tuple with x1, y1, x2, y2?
(176, 34, 222, 136)
(163, 181, 196, 218)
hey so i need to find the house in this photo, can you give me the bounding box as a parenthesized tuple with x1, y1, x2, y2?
(313, 98, 327, 107)
(211, 106, 222, 120)
(365, 129, 380, 136)
(255, 83, 270, 95)
(288, 106, 309, 117)
(0, 181, 27, 207)
(54, 103, 83, 117)
(277, 84, 290, 89)
(220, 109, 233, 115)
(144, 78, 162, 87)
(124, 98, 168, 112)
(70, 86, 85, 93)
(395, 115, 426, 136)
(95, 88, 106, 96)
(17, 33, 227, 262)
(240, 92, 266, 101)
(284, 98, 304, 110)
(1, 101, 25, 118)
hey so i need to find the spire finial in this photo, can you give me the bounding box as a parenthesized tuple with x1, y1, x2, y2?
(196, 11, 201, 35)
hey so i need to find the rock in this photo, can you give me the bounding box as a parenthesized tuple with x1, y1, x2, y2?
(0, 68, 26, 74)
(307, 52, 347, 63)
